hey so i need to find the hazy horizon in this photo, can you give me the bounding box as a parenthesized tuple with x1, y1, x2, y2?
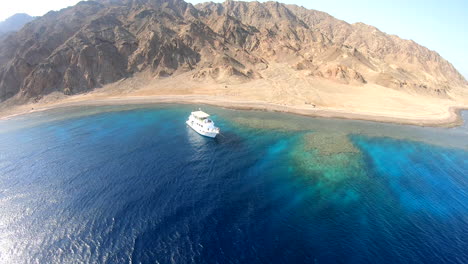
(1, 0, 467, 79)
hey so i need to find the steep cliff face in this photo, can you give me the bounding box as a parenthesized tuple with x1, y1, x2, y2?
(0, 0, 465, 102)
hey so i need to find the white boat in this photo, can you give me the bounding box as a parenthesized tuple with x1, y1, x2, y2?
(186, 110, 220, 138)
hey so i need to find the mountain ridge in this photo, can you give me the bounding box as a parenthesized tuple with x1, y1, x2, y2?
(0, 13, 34, 35)
(0, 0, 466, 104)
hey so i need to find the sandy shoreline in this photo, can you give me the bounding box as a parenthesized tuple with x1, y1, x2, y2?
(1, 94, 466, 127)
(1, 67, 467, 127)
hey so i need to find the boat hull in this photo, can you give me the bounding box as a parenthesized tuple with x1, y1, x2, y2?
(186, 121, 218, 138)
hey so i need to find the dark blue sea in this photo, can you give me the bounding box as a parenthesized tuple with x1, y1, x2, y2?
(0, 105, 467, 263)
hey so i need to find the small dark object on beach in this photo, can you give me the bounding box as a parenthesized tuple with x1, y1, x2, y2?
(305, 101, 316, 108)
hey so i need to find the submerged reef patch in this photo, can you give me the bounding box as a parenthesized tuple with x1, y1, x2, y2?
(302, 133, 360, 155)
(231, 117, 305, 132)
(289, 132, 368, 205)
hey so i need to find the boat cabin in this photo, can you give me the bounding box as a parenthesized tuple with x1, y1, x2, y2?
(192, 111, 211, 121)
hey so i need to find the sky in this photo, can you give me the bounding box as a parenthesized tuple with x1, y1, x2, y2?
(0, 0, 466, 79)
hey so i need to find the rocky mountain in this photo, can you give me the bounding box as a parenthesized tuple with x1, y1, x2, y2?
(0, 13, 34, 35)
(0, 0, 465, 102)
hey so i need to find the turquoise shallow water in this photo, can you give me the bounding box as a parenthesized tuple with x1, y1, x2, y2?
(0, 105, 467, 263)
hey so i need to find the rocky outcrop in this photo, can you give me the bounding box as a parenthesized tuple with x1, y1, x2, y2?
(0, 0, 465, 102)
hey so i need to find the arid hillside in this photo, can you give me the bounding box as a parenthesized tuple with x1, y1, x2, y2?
(0, 0, 466, 104)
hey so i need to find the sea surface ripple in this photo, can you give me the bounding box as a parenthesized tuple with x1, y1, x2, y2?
(0, 105, 467, 263)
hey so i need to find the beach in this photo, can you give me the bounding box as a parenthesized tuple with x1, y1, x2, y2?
(1, 67, 467, 127)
